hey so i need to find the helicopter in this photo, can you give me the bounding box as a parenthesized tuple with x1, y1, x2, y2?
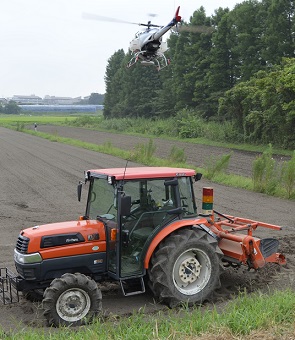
(127, 6, 181, 70)
(83, 6, 182, 71)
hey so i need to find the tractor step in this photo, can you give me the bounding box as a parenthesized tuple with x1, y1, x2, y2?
(119, 277, 145, 296)
(0, 268, 19, 304)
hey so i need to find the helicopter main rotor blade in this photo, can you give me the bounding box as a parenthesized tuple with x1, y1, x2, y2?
(177, 25, 215, 34)
(139, 23, 161, 28)
(82, 12, 139, 25)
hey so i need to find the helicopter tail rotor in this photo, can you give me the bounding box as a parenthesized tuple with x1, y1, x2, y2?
(174, 6, 181, 23)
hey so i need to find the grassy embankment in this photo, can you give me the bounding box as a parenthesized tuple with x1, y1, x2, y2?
(1, 114, 294, 199)
(0, 290, 295, 339)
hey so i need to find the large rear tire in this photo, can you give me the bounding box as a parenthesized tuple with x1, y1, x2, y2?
(148, 228, 223, 307)
(42, 273, 102, 327)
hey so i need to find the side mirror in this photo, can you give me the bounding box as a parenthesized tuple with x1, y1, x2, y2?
(77, 181, 83, 202)
(120, 195, 132, 216)
(194, 173, 202, 182)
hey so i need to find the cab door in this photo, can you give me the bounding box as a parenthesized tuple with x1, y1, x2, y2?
(117, 178, 179, 279)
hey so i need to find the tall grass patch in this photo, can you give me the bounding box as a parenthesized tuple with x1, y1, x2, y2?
(252, 145, 278, 194)
(168, 146, 187, 164)
(67, 115, 103, 128)
(2, 290, 295, 339)
(204, 153, 232, 180)
(252, 144, 295, 197)
(130, 138, 157, 164)
(175, 109, 204, 138)
(222, 289, 295, 335)
(281, 151, 295, 199)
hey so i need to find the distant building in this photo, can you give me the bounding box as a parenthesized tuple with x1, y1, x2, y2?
(43, 95, 81, 105)
(10, 94, 92, 105)
(12, 94, 43, 104)
(19, 104, 103, 112)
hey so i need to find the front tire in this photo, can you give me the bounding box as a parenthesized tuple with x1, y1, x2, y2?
(148, 228, 223, 307)
(23, 289, 44, 302)
(42, 273, 102, 327)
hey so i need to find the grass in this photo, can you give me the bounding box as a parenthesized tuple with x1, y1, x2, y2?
(0, 114, 76, 125)
(281, 151, 295, 198)
(204, 153, 232, 180)
(1, 290, 294, 339)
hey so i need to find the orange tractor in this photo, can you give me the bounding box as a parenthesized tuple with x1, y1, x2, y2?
(2, 167, 286, 326)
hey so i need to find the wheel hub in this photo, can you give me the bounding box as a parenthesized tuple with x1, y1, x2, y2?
(178, 257, 201, 285)
(173, 247, 212, 296)
(57, 288, 91, 322)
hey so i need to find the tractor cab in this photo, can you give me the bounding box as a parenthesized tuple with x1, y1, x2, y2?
(83, 167, 199, 284)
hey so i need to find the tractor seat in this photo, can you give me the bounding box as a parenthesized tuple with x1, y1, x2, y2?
(132, 227, 154, 240)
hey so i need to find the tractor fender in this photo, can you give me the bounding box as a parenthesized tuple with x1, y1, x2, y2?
(192, 223, 220, 241)
(144, 217, 208, 269)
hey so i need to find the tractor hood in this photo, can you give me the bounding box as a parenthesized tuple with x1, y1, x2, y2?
(18, 219, 107, 254)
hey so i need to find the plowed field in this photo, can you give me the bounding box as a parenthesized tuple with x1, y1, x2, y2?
(0, 126, 294, 332)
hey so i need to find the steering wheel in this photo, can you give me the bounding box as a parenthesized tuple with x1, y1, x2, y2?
(124, 212, 138, 221)
(131, 199, 140, 206)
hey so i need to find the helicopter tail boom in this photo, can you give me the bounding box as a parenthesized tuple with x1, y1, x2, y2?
(153, 6, 181, 40)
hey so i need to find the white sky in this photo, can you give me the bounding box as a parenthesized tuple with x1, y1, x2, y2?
(0, 0, 240, 99)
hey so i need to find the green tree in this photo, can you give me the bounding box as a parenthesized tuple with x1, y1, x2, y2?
(4, 101, 21, 114)
(190, 8, 214, 117)
(205, 8, 235, 118)
(168, 28, 194, 111)
(218, 58, 295, 148)
(170, 7, 213, 115)
(88, 93, 104, 105)
(261, 0, 295, 65)
(153, 41, 176, 118)
(122, 57, 162, 118)
(104, 48, 163, 118)
(229, 0, 266, 82)
(104, 49, 126, 118)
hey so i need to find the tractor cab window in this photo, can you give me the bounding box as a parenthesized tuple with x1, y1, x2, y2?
(178, 176, 197, 216)
(123, 178, 177, 217)
(87, 178, 117, 221)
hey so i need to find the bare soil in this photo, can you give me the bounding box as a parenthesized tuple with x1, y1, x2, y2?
(0, 126, 294, 333)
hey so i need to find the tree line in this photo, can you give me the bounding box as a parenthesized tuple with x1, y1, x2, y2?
(103, 0, 295, 149)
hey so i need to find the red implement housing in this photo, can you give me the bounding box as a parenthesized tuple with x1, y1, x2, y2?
(210, 214, 286, 269)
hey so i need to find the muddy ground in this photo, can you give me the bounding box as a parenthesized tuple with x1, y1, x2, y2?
(0, 126, 294, 333)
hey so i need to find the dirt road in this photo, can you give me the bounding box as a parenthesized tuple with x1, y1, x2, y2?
(0, 127, 294, 332)
(37, 125, 290, 178)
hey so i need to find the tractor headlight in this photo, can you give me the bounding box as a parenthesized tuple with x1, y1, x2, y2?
(14, 249, 42, 264)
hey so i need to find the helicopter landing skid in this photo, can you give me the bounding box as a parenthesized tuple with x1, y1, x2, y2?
(127, 51, 170, 71)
